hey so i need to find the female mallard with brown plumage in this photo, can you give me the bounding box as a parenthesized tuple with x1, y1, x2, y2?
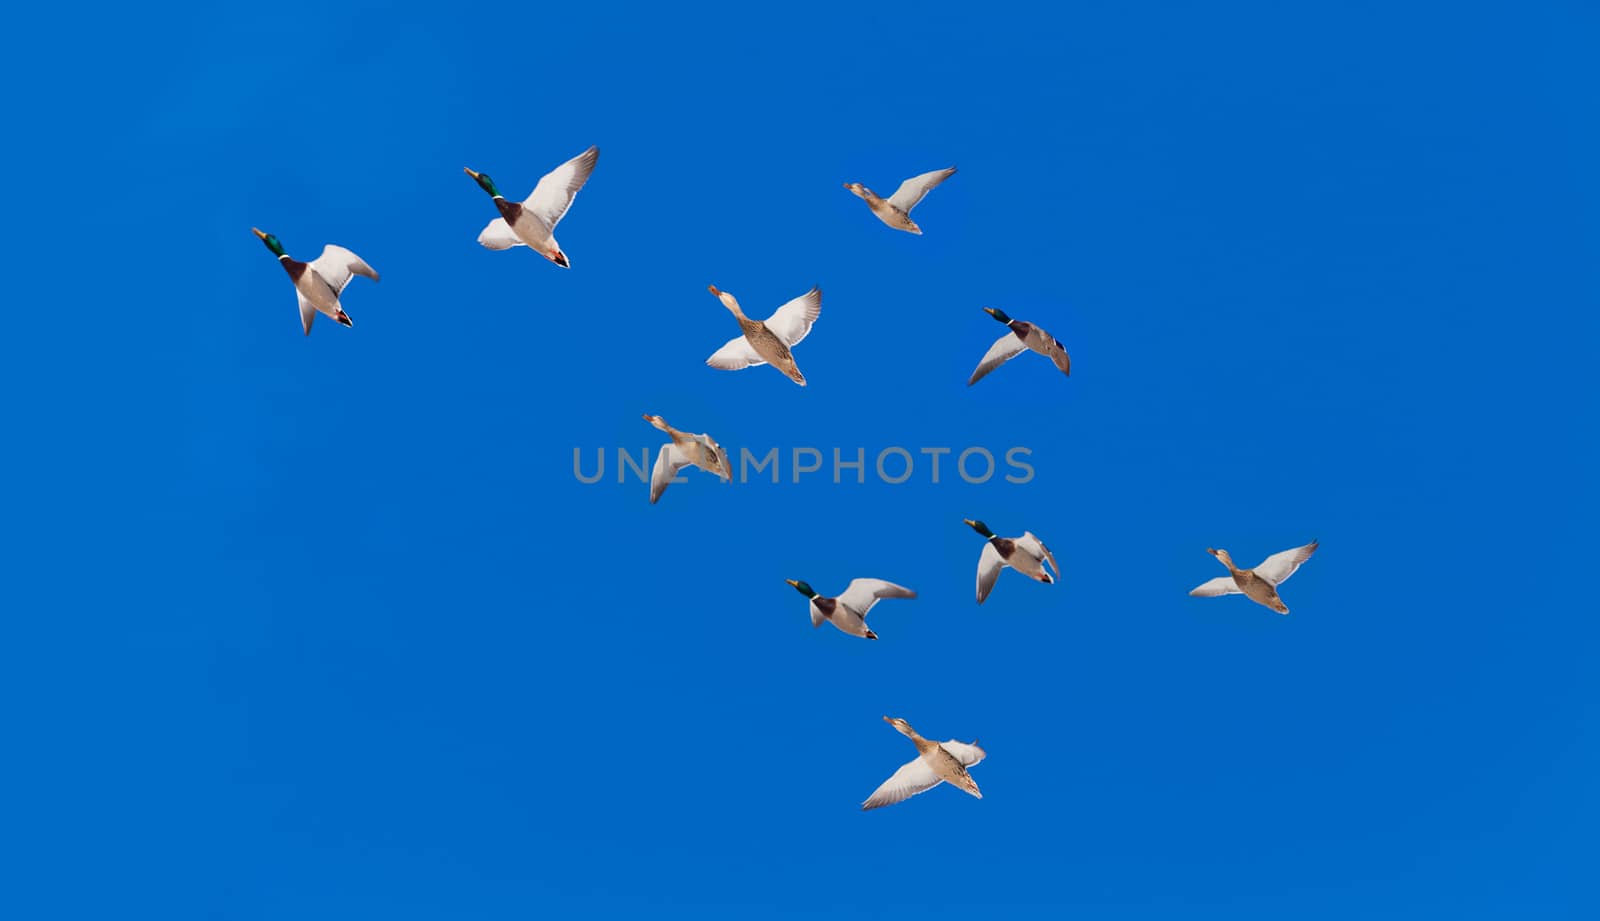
(704, 285, 821, 386)
(861, 716, 985, 810)
(843, 167, 956, 235)
(1190, 541, 1318, 615)
(252, 228, 379, 336)
(642, 414, 730, 504)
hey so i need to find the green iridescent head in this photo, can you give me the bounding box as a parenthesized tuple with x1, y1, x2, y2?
(464, 167, 502, 198)
(785, 579, 817, 598)
(963, 518, 995, 538)
(251, 227, 287, 257)
(983, 307, 1013, 325)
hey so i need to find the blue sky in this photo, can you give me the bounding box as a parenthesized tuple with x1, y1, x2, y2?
(2, 1, 1596, 917)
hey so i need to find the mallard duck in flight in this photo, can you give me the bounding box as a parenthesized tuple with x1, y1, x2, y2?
(861, 716, 985, 810)
(784, 578, 915, 640)
(251, 228, 378, 335)
(844, 167, 956, 235)
(1189, 541, 1318, 615)
(642, 414, 730, 504)
(464, 145, 599, 267)
(968, 308, 1071, 385)
(705, 285, 821, 386)
(964, 519, 1060, 604)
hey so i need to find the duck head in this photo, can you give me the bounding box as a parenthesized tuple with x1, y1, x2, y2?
(883, 716, 917, 738)
(983, 307, 1014, 325)
(251, 227, 287, 258)
(842, 182, 869, 199)
(785, 579, 817, 599)
(1207, 547, 1237, 570)
(463, 167, 502, 198)
(707, 285, 743, 316)
(963, 518, 996, 539)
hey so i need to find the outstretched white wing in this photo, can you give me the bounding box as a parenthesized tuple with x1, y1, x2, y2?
(1253, 541, 1319, 586)
(763, 287, 822, 347)
(706, 336, 766, 370)
(861, 740, 984, 810)
(309, 244, 379, 295)
(862, 757, 939, 811)
(938, 740, 986, 767)
(477, 217, 524, 250)
(524, 145, 599, 231)
(968, 333, 1027, 386)
(837, 579, 916, 618)
(295, 291, 317, 336)
(1017, 531, 1059, 581)
(1189, 576, 1241, 597)
(976, 541, 1003, 604)
(648, 442, 690, 504)
(887, 167, 956, 214)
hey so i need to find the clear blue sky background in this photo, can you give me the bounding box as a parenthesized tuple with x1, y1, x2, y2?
(3, 2, 1596, 917)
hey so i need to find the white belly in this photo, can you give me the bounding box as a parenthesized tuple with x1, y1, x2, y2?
(1008, 551, 1046, 579)
(295, 271, 341, 318)
(511, 212, 552, 251)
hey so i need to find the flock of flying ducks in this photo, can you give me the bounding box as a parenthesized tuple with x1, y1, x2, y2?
(252, 145, 1319, 811)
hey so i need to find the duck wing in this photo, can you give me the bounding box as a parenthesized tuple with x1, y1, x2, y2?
(1030, 325, 1072, 375)
(1016, 531, 1059, 580)
(706, 335, 766, 370)
(968, 333, 1027, 386)
(1189, 576, 1242, 597)
(938, 740, 986, 767)
(762, 287, 822, 347)
(1253, 540, 1319, 586)
(309, 244, 379, 295)
(887, 167, 956, 214)
(648, 442, 691, 504)
(862, 757, 941, 811)
(476, 217, 524, 250)
(976, 541, 1004, 604)
(838, 579, 916, 618)
(295, 291, 317, 336)
(689, 434, 731, 480)
(524, 145, 599, 231)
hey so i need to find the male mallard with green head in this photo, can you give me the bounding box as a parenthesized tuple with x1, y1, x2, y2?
(252, 228, 379, 336)
(843, 167, 956, 235)
(963, 518, 1060, 604)
(1190, 541, 1318, 615)
(784, 578, 915, 640)
(642, 414, 731, 504)
(861, 716, 985, 810)
(464, 145, 598, 267)
(705, 285, 820, 386)
(968, 307, 1071, 385)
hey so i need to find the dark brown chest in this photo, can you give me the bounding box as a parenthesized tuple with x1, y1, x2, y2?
(496, 199, 524, 224)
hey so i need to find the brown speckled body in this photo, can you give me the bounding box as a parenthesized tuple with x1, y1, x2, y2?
(739, 318, 804, 384)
